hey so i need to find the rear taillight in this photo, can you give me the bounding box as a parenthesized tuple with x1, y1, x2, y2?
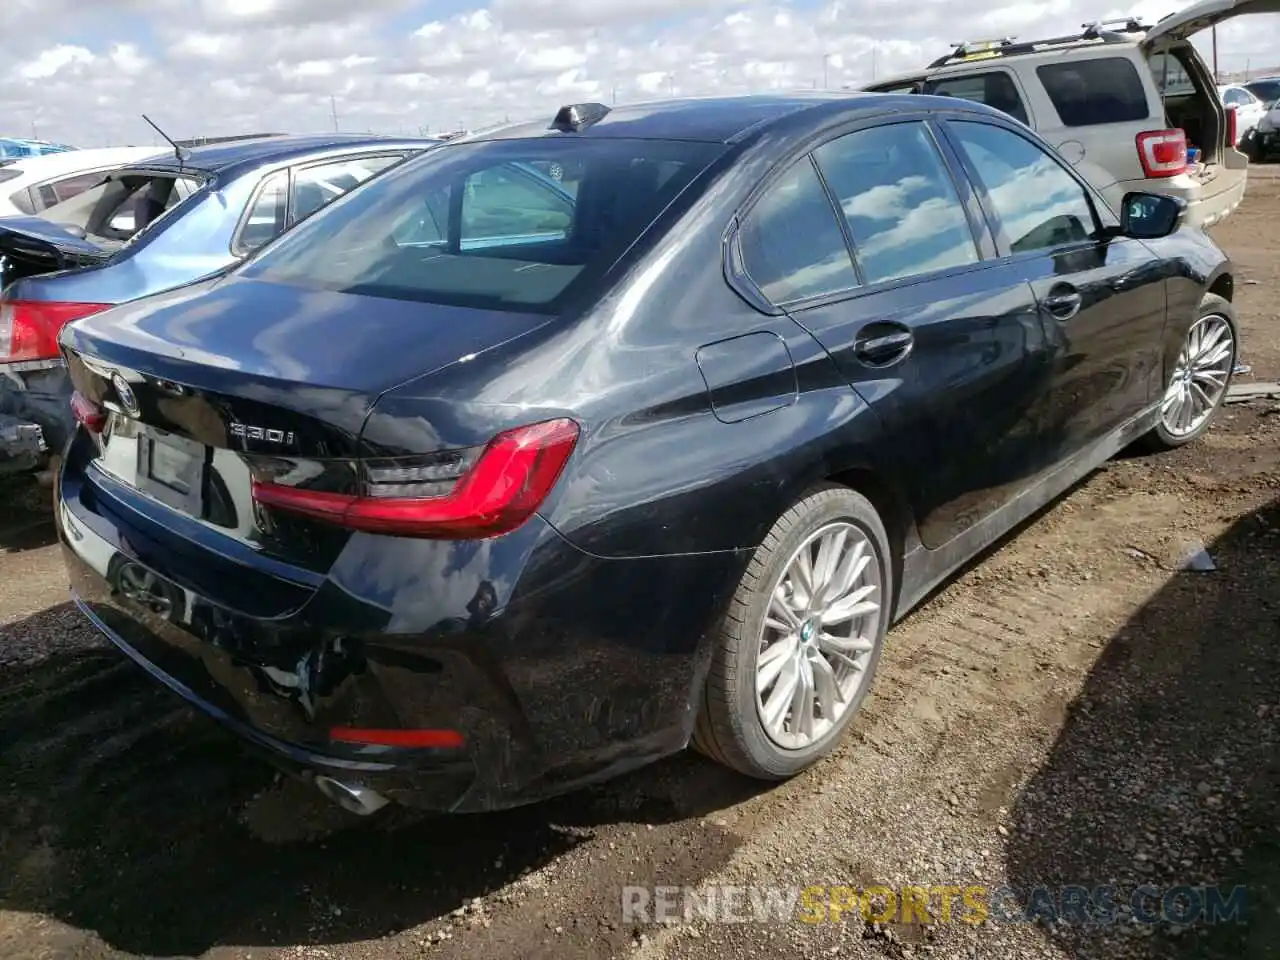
(1225, 106, 1238, 148)
(70, 390, 106, 433)
(0, 300, 110, 363)
(1136, 128, 1188, 178)
(329, 727, 465, 749)
(251, 417, 580, 539)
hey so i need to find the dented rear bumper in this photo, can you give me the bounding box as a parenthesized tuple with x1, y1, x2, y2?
(0, 413, 46, 477)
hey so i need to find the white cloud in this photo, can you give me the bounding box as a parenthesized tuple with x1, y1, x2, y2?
(18, 44, 94, 81)
(0, 0, 1277, 146)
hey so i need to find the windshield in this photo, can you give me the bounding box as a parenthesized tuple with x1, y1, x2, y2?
(1246, 80, 1280, 105)
(239, 137, 725, 314)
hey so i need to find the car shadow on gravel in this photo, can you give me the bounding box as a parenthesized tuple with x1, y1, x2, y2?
(0, 479, 56, 553)
(0, 607, 762, 957)
(1005, 494, 1280, 959)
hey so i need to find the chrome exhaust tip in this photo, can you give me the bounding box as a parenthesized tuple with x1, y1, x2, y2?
(314, 775, 390, 816)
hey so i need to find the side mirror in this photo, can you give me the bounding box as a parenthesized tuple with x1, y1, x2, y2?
(1119, 191, 1185, 240)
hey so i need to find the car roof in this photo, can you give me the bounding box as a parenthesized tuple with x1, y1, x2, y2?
(1, 146, 165, 176)
(134, 133, 438, 176)
(464, 93, 950, 145)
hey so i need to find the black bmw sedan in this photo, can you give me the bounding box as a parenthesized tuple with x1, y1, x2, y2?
(53, 93, 1238, 815)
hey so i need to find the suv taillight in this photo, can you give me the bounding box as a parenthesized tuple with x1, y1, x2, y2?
(251, 418, 580, 539)
(1136, 129, 1188, 178)
(1225, 106, 1238, 147)
(0, 300, 111, 363)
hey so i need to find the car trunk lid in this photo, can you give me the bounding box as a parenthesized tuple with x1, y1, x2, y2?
(59, 276, 552, 598)
(1142, 0, 1280, 47)
(0, 217, 112, 286)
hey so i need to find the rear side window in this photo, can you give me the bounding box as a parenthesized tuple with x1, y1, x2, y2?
(814, 121, 979, 285)
(242, 138, 723, 314)
(924, 72, 1029, 125)
(738, 159, 859, 304)
(291, 154, 403, 224)
(1148, 53, 1196, 98)
(34, 171, 108, 210)
(1037, 58, 1150, 126)
(8, 189, 35, 215)
(460, 164, 575, 245)
(237, 170, 289, 255)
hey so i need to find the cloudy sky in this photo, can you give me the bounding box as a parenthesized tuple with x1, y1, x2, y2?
(2, 0, 1277, 146)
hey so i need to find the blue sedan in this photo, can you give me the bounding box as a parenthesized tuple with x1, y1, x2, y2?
(0, 133, 436, 479)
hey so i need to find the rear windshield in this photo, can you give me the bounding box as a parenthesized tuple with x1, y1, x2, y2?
(1037, 58, 1150, 126)
(37, 172, 202, 250)
(1246, 79, 1280, 104)
(239, 137, 725, 314)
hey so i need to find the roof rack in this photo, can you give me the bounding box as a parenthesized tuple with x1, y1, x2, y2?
(926, 19, 1152, 69)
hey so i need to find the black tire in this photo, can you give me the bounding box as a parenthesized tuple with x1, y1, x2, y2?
(1137, 292, 1238, 453)
(1242, 131, 1263, 164)
(692, 483, 892, 780)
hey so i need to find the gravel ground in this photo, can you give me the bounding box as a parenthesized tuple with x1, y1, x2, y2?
(1, 170, 1278, 960)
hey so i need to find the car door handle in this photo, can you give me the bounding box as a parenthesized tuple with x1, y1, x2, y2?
(853, 325, 914, 366)
(1042, 285, 1083, 321)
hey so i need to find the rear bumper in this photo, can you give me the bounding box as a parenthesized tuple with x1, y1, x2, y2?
(1107, 168, 1247, 231)
(0, 360, 72, 477)
(56, 446, 746, 812)
(0, 413, 46, 477)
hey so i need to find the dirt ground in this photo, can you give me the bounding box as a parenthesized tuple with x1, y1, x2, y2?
(1, 171, 1279, 960)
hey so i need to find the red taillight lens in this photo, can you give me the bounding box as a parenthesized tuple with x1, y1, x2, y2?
(1225, 106, 1238, 147)
(1136, 129, 1188, 178)
(0, 300, 110, 362)
(251, 417, 580, 539)
(329, 727, 465, 749)
(70, 390, 106, 433)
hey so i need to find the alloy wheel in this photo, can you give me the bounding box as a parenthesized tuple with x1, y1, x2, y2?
(754, 521, 882, 750)
(1161, 313, 1234, 438)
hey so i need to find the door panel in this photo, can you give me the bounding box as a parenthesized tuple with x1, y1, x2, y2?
(1023, 239, 1166, 455)
(941, 118, 1167, 454)
(791, 268, 1051, 549)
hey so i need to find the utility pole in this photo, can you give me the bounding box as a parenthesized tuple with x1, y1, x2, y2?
(823, 53, 831, 89)
(1211, 25, 1219, 81)
(667, 73, 675, 97)
(871, 46, 878, 81)
(330, 95, 339, 132)
(611, 83, 617, 105)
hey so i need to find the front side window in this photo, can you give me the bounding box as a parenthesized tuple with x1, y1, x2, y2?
(948, 121, 1096, 254)
(814, 121, 979, 286)
(1037, 58, 1150, 126)
(738, 159, 859, 304)
(924, 72, 1030, 125)
(241, 138, 723, 314)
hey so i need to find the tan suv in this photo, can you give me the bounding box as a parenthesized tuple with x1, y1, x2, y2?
(862, 0, 1275, 229)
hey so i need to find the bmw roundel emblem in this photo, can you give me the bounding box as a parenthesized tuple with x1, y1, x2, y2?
(111, 372, 140, 418)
